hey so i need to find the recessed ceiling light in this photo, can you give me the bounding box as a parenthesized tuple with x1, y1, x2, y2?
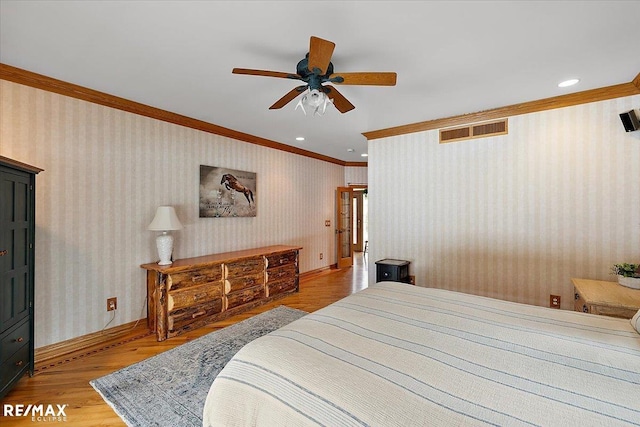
(295, 137, 305, 141)
(361, 153, 368, 157)
(558, 78, 580, 88)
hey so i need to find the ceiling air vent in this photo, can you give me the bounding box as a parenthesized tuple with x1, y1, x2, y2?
(439, 118, 508, 144)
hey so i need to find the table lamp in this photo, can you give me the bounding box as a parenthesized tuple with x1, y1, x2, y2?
(148, 206, 183, 265)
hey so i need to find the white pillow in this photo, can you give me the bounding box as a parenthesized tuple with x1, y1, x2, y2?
(632, 309, 640, 334)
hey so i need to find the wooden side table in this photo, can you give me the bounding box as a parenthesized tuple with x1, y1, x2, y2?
(572, 278, 640, 319)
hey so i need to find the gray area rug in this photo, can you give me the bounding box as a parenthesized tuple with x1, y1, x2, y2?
(90, 306, 307, 427)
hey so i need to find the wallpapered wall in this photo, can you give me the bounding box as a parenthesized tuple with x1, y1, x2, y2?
(345, 166, 368, 186)
(0, 80, 347, 347)
(368, 95, 640, 309)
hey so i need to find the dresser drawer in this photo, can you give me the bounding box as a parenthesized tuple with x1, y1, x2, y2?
(266, 264, 296, 283)
(168, 283, 224, 312)
(226, 285, 265, 310)
(1, 343, 29, 393)
(225, 257, 264, 278)
(267, 277, 297, 297)
(266, 251, 297, 270)
(225, 271, 265, 294)
(589, 305, 638, 319)
(167, 299, 224, 333)
(167, 265, 223, 292)
(1, 320, 30, 364)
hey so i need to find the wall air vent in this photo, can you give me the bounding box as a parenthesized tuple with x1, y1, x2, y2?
(439, 118, 508, 144)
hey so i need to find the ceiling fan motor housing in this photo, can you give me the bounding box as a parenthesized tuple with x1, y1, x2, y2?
(296, 55, 335, 90)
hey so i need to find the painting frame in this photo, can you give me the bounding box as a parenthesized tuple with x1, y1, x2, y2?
(199, 165, 257, 218)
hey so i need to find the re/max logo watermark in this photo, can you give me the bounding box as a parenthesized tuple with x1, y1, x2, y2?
(3, 404, 68, 422)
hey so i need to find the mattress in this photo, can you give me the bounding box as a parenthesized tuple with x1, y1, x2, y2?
(203, 281, 640, 426)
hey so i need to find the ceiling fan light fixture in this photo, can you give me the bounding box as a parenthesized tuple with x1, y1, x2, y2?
(306, 89, 325, 108)
(295, 88, 333, 116)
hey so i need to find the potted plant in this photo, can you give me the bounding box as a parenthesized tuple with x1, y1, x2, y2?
(611, 263, 640, 289)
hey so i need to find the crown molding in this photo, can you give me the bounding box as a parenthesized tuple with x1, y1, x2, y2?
(363, 72, 640, 141)
(5, 62, 636, 160)
(633, 72, 640, 91)
(0, 63, 352, 167)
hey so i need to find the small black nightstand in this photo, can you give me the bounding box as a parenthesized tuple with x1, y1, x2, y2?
(375, 259, 411, 283)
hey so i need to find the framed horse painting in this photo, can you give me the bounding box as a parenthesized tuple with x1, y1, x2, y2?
(199, 165, 257, 217)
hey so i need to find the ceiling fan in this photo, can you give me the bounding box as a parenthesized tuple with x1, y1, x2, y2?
(232, 36, 397, 115)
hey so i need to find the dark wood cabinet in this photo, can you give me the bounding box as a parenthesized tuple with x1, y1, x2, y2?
(0, 156, 42, 398)
(141, 245, 301, 341)
(375, 259, 411, 283)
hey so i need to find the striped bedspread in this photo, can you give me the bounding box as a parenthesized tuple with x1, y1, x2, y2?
(203, 282, 640, 426)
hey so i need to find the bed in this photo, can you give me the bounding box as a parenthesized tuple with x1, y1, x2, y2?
(203, 281, 640, 426)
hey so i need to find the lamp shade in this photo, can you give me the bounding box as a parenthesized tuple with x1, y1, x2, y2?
(296, 88, 333, 116)
(148, 206, 183, 231)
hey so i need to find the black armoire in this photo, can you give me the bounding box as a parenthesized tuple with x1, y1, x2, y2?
(0, 156, 42, 398)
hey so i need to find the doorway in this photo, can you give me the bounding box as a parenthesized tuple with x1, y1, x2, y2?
(336, 186, 368, 269)
(352, 188, 368, 253)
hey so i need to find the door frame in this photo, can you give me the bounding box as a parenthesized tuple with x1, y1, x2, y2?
(336, 186, 353, 268)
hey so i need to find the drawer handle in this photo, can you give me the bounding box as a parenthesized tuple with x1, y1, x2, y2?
(14, 337, 24, 343)
(192, 275, 206, 282)
(582, 305, 588, 313)
(192, 310, 206, 318)
(279, 259, 286, 264)
(15, 360, 24, 367)
(575, 293, 579, 301)
(0, 249, 7, 256)
(193, 293, 207, 301)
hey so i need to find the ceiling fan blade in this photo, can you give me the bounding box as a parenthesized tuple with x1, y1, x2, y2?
(269, 85, 307, 109)
(308, 36, 335, 75)
(323, 85, 355, 113)
(329, 72, 397, 86)
(233, 68, 300, 80)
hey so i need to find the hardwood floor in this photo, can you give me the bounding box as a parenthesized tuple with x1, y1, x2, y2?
(0, 254, 369, 426)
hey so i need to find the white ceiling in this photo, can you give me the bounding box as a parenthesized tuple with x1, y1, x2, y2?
(1, 1, 639, 163)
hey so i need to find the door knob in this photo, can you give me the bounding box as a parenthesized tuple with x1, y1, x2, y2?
(0, 250, 7, 256)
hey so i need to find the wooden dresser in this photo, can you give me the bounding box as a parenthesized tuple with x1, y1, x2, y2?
(141, 245, 301, 341)
(572, 278, 640, 319)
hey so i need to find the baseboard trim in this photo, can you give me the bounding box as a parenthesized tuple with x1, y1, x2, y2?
(300, 265, 339, 282)
(34, 319, 152, 373)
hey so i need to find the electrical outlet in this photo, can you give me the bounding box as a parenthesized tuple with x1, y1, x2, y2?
(325, 220, 331, 227)
(107, 297, 117, 312)
(550, 294, 561, 309)
(319, 253, 323, 260)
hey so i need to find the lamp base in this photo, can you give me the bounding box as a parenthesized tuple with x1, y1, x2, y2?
(156, 233, 174, 265)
